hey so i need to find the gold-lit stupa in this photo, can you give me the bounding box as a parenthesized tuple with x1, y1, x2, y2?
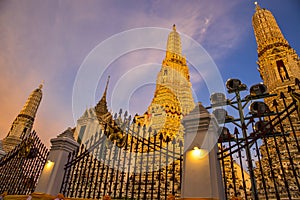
(135, 25, 195, 139)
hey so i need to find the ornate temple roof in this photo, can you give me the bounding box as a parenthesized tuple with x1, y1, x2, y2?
(252, 2, 289, 54)
(95, 76, 112, 125)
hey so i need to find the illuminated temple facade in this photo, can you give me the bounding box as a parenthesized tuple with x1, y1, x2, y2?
(70, 25, 195, 199)
(75, 25, 195, 144)
(135, 24, 195, 140)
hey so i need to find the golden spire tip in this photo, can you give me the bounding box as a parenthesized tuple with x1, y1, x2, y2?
(39, 80, 44, 89)
(104, 76, 110, 95)
(106, 76, 110, 86)
(254, 1, 260, 11)
(173, 24, 176, 31)
(254, 1, 261, 10)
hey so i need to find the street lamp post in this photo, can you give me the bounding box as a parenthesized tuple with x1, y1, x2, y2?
(230, 81, 258, 200)
(207, 79, 276, 200)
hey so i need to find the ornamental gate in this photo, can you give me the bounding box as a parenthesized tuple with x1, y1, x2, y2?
(215, 84, 300, 200)
(60, 111, 183, 200)
(60, 81, 300, 200)
(0, 131, 49, 195)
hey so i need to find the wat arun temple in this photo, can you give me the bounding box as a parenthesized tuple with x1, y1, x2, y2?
(75, 24, 195, 145)
(0, 2, 299, 200)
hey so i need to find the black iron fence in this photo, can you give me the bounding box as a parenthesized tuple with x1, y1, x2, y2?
(0, 131, 49, 195)
(61, 80, 300, 200)
(217, 89, 300, 199)
(60, 111, 183, 199)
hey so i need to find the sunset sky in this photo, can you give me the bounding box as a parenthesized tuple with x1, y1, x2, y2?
(0, 0, 299, 147)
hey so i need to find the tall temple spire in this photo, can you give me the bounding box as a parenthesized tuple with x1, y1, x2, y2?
(135, 25, 195, 139)
(96, 76, 110, 115)
(251, 4, 300, 198)
(1, 83, 43, 152)
(74, 76, 112, 144)
(159, 25, 195, 115)
(19, 83, 43, 119)
(103, 76, 110, 100)
(252, 3, 289, 55)
(95, 76, 112, 125)
(252, 3, 300, 104)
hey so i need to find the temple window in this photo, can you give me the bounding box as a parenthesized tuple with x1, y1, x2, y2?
(276, 60, 289, 82)
(164, 69, 168, 75)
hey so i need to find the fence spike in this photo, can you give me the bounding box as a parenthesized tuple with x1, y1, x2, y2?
(165, 136, 170, 143)
(295, 78, 300, 89)
(234, 127, 239, 135)
(159, 133, 163, 140)
(272, 99, 279, 107)
(172, 138, 177, 144)
(133, 115, 137, 123)
(287, 86, 294, 93)
(280, 92, 286, 99)
(179, 140, 183, 147)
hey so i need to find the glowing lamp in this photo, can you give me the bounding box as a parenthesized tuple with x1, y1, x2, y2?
(45, 160, 54, 170)
(192, 147, 208, 159)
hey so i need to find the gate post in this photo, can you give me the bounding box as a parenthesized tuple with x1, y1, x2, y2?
(35, 128, 79, 196)
(181, 103, 225, 200)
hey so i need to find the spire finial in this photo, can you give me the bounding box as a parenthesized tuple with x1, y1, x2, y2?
(254, 1, 261, 11)
(103, 76, 110, 98)
(95, 75, 111, 121)
(173, 24, 176, 31)
(39, 80, 44, 89)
